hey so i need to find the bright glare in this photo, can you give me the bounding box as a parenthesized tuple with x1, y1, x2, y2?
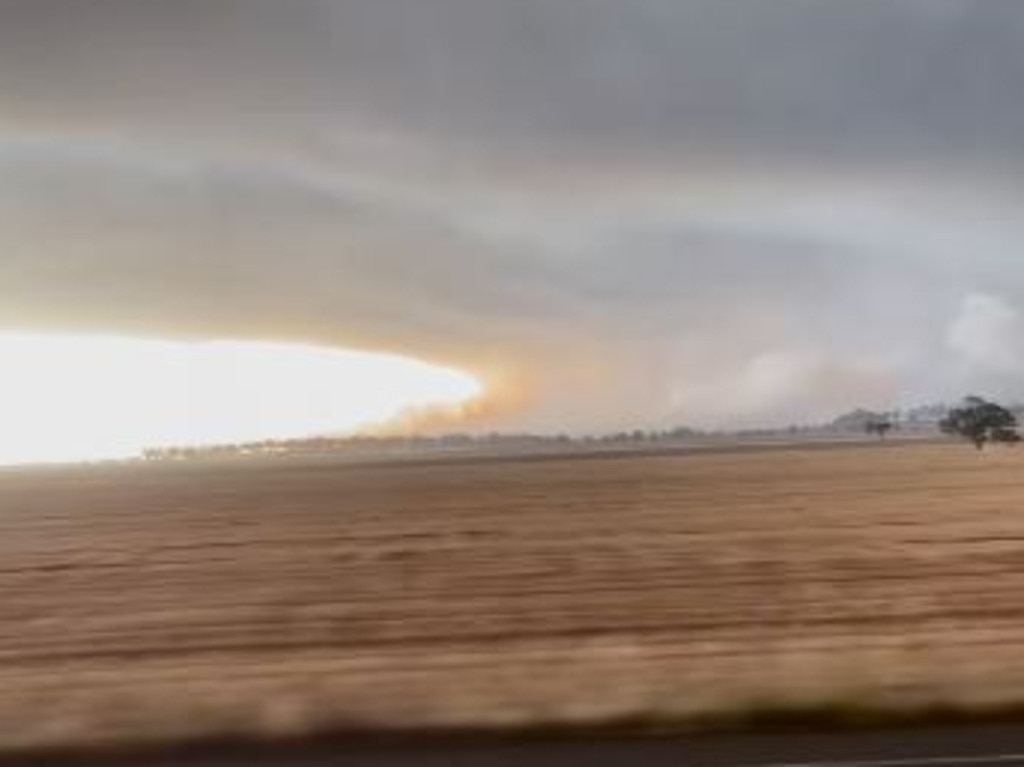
(0, 334, 482, 465)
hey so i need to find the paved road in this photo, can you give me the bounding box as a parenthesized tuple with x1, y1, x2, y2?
(12, 725, 1024, 767)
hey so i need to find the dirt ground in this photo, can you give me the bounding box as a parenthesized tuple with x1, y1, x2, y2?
(2, 441, 1024, 751)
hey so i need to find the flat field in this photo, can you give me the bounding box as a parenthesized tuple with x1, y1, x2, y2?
(2, 441, 1024, 751)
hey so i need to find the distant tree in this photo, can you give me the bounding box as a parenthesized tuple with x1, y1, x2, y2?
(865, 417, 894, 440)
(940, 396, 1021, 450)
(832, 408, 895, 438)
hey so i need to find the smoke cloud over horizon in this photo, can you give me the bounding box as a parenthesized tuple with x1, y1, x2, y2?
(3, 1, 1024, 432)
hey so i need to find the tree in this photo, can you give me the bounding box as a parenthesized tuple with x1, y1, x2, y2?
(940, 396, 1021, 450)
(832, 409, 895, 438)
(865, 417, 894, 440)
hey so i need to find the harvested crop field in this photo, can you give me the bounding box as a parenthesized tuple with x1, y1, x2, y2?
(2, 441, 1024, 751)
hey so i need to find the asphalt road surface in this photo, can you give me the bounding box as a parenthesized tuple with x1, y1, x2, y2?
(12, 725, 1024, 767)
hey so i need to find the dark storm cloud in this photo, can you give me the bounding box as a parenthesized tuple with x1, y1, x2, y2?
(2, 0, 1024, 429)
(1, 1, 1023, 165)
(4, 0, 1024, 165)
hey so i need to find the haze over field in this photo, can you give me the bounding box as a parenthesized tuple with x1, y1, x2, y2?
(8, 5, 1024, 755)
(4, 0, 1024, 445)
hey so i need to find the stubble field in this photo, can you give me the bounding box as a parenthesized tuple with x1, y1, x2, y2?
(2, 441, 1024, 752)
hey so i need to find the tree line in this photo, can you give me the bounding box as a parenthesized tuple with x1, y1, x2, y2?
(138, 395, 1023, 462)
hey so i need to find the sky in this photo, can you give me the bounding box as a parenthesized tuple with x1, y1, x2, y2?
(3, 0, 1024, 434)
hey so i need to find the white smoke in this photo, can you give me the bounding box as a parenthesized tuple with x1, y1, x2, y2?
(948, 293, 1024, 377)
(668, 348, 899, 428)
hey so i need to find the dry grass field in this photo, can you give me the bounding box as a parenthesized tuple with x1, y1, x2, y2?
(2, 441, 1024, 751)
